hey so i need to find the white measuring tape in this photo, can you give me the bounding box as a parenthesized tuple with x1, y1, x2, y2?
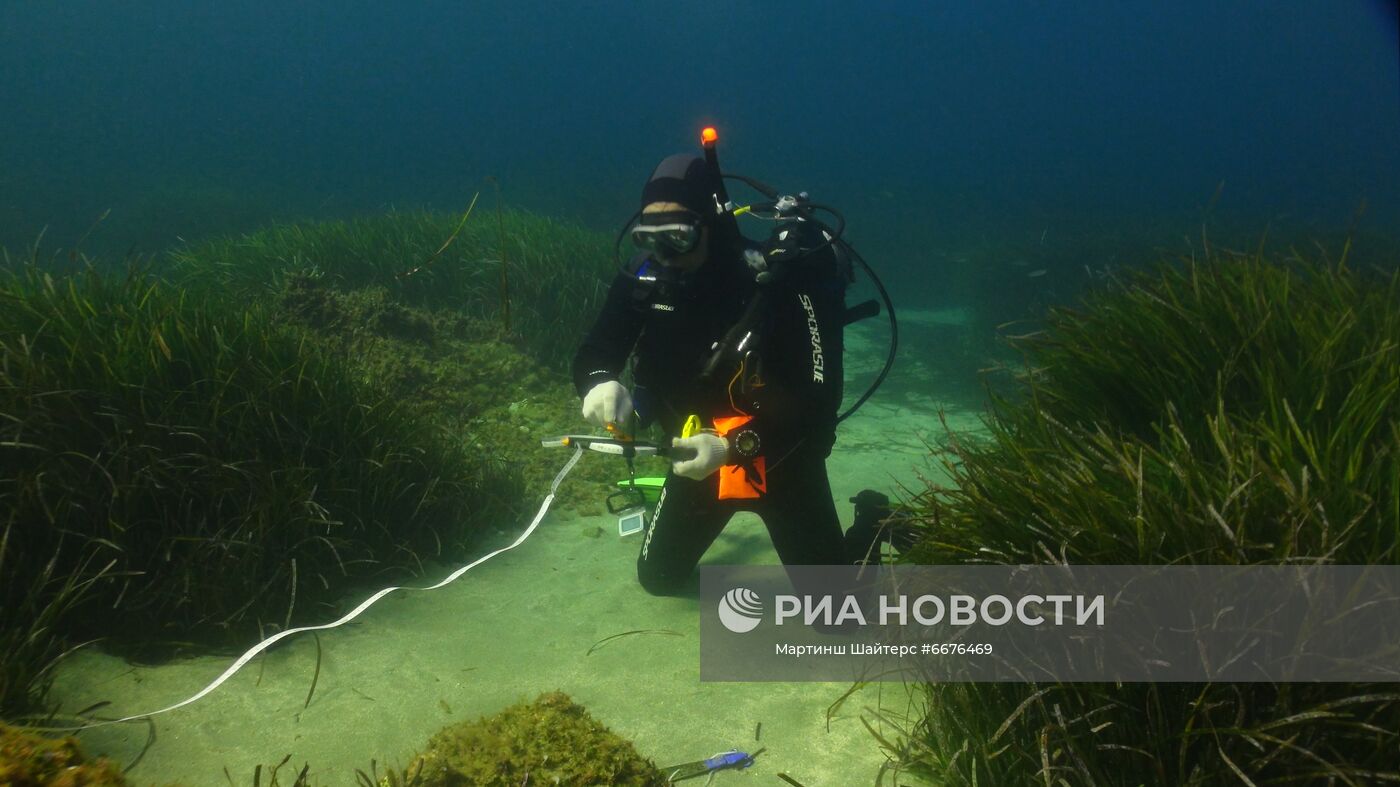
(61, 445, 585, 731)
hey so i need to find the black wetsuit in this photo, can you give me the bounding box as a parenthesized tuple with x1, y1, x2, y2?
(571, 240, 848, 595)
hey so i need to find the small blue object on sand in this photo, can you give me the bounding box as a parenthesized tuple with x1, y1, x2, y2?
(661, 748, 761, 782)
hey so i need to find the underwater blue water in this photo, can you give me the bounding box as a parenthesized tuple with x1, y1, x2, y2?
(2, 0, 1397, 297)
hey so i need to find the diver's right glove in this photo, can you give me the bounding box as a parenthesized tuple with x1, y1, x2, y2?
(581, 380, 632, 429)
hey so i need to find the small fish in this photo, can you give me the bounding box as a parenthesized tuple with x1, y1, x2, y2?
(1027, 269, 1048, 278)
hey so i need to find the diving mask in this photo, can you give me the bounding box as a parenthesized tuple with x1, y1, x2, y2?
(630, 211, 702, 256)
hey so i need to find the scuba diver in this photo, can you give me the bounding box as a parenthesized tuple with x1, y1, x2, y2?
(572, 153, 843, 592)
(571, 129, 897, 594)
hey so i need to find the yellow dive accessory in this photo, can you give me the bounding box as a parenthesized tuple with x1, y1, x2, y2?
(681, 414, 703, 438)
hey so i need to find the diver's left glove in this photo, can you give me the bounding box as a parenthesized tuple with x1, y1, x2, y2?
(670, 433, 730, 480)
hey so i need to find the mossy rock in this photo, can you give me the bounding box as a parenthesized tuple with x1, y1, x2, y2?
(0, 721, 131, 786)
(406, 691, 665, 786)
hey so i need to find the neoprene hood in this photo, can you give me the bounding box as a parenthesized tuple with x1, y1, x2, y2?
(640, 154, 715, 219)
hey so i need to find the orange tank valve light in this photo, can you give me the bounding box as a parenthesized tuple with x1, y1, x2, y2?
(701, 127, 719, 146)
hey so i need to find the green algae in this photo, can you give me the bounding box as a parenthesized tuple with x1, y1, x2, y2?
(0, 721, 134, 787)
(403, 691, 665, 786)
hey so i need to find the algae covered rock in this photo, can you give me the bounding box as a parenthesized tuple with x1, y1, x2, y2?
(0, 721, 130, 786)
(408, 691, 665, 786)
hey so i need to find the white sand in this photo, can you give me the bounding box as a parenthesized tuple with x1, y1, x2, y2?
(50, 319, 986, 785)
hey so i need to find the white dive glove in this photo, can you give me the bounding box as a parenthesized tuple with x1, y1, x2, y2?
(670, 433, 731, 480)
(581, 380, 632, 428)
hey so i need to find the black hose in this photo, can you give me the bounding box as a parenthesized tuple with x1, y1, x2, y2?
(806, 201, 846, 240)
(835, 238, 897, 424)
(612, 207, 641, 270)
(723, 172, 780, 199)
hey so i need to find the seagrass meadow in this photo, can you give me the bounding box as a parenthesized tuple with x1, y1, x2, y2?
(882, 245, 1400, 785)
(4, 209, 1396, 785)
(0, 209, 672, 780)
(161, 208, 619, 373)
(6, 170, 1400, 787)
